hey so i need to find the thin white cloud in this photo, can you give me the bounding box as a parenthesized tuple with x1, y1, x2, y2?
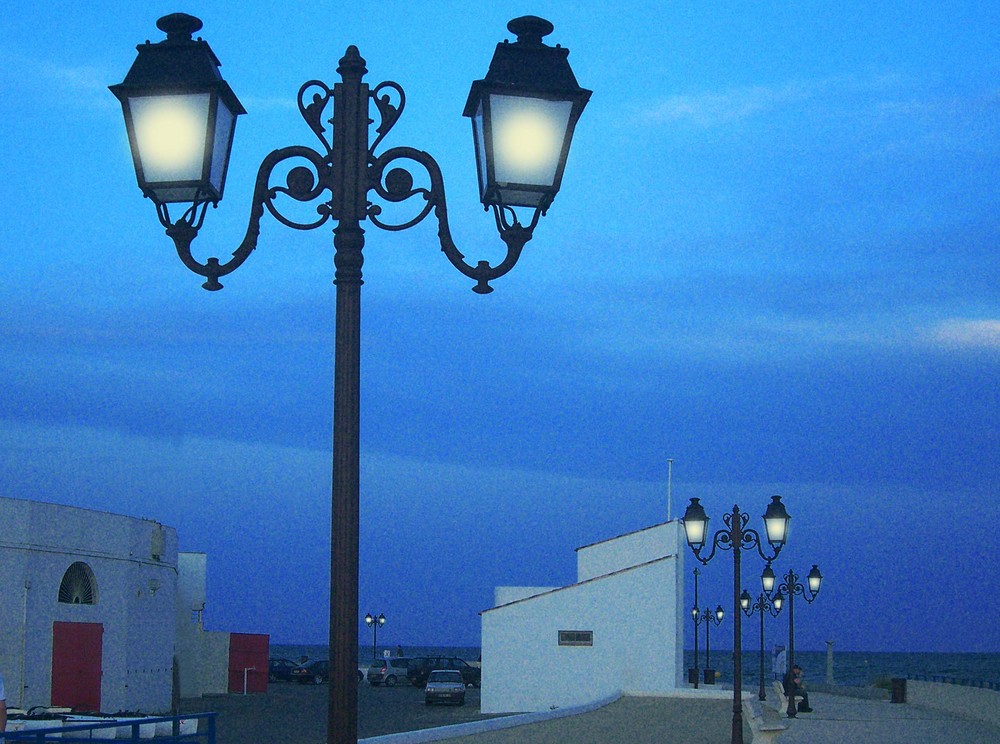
(647, 81, 814, 127)
(926, 318, 1000, 349)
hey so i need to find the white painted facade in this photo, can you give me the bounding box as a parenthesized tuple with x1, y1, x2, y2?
(481, 520, 685, 713)
(0, 496, 178, 713)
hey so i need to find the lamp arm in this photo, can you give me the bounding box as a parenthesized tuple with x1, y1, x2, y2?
(367, 145, 536, 294)
(162, 145, 332, 291)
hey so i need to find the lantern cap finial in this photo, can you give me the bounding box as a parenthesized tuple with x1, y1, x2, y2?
(507, 16, 555, 46)
(156, 13, 203, 41)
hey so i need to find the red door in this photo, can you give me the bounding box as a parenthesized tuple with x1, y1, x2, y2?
(228, 633, 269, 693)
(52, 622, 103, 711)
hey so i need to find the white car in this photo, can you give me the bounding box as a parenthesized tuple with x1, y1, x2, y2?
(424, 669, 466, 706)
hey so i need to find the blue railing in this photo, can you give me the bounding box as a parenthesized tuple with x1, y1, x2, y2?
(3, 712, 216, 743)
(909, 674, 1000, 691)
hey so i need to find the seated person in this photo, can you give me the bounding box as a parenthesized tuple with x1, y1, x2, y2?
(782, 664, 812, 713)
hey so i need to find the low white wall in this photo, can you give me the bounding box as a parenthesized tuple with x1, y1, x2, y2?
(906, 680, 1000, 730)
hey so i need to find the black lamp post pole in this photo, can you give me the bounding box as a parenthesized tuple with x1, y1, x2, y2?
(692, 568, 700, 688)
(742, 591, 781, 701)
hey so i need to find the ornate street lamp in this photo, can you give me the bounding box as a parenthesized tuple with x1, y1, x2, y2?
(111, 15, 589, 744)
(682, 496, 790, 744)
(695, 604, 725, 685)
(769, 565, 823, 718)
(364, 612, 386, 660)
(740, 572, 784, 701)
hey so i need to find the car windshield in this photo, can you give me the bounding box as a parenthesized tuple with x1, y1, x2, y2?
(428, 670, 463, 684)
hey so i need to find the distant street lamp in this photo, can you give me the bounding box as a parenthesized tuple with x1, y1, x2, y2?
(770, 565, 823, 718)
(111, 14, 589, 744)
(690, 567, 701, 688)
(696, 604, 725, 685)
(740, 576, 784, 701)
(364, 612, 386, 660)
(682, 496, 791, 744)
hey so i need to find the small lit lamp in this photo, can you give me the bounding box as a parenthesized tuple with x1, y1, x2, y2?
(740, 590, 752, 613)
(682, 497, 710, 551)
(762, 495, 791, 548)
(807, 565, 823, 595)
(715, 605, 725, 624)
(464, 16, 591, 212)
(772, 591, 784, 612)
(110, 13, 245, 206)
(761, 562, 776, 595)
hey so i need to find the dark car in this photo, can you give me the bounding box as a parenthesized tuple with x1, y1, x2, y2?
(367, 657, 411, 686)
(407, 657, 481, 688)
(291, 659, 330, 685)
(268, 657, 299, 682)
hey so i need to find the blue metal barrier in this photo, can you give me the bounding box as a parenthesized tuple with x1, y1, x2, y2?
(3, 712, 216, 743)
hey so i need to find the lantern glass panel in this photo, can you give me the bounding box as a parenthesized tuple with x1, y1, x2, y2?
(489, 94, 572, 188)
(209, 97, 236, 193)
(131, 93, 211, 186)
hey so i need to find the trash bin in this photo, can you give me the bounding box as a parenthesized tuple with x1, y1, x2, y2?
(704, 668, 716, 685)
(890, 678, 906, 703)
(688, 668, 699, 685)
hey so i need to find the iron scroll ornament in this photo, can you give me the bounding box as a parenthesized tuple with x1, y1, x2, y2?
(154, 72, 538, 294)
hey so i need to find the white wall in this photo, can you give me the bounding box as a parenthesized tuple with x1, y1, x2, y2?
(0, 497, 178, 713)
(481, 555, 681, 713)
(576, 521, 681, 582)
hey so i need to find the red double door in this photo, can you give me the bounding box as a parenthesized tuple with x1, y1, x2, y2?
(51, 621, 104, 711)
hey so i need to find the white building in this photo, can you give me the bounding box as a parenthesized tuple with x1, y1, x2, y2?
(480, 520, 686, 713)
(0, 496, 179, 713)
(0, 496, 268, 713)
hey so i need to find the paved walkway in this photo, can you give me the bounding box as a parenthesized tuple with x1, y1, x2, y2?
(371, 691, 1000, 744)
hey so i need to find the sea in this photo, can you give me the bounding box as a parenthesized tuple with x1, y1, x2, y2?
(271, 644, 1000, 689)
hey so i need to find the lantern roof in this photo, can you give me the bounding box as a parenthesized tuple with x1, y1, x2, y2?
(110, 13, 245, 114)
(463, 16, 591, 115)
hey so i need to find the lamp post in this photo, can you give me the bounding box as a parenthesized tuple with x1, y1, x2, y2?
(771, 565, 823, 718)
(698, 604, 725, 685)
(364, 612, 386, 660)
(682, 496, 791, 744)
(690, 567, 701, 687)
(740, 582, 783, 701)
(111, 15, 589, 744)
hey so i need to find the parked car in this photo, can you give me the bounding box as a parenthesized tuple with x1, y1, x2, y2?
(268, 657, 300, 682)
(407, 657, 481, 688)
(291, 659, 330, 685)
(366, 657, 410, 686)
(424, 669, 466, 706)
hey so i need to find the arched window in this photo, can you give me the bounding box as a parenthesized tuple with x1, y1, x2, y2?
(58, 562, 98, 604)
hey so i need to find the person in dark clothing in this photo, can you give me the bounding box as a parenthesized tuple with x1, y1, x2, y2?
(782, 664, 812, 713)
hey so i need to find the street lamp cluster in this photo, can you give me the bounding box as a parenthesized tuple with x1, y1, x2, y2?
(681, 496, 823, 744)
(111, 13, 589, 744)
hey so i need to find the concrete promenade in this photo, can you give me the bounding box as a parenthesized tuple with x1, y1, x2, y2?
(369, 691, 1000, 744)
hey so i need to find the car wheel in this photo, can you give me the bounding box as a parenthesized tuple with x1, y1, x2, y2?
(357, 670, 363, 683)
(385, 675, 397, 687)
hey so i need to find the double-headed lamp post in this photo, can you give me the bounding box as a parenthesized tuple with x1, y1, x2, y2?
(740, 576, 784, 701)
(770, 564, 823, 718)
(110, 14, 589, 744)
(682, 496, 791, 744)
(695, 604, 725, 685)
(364, 613, 386, 660)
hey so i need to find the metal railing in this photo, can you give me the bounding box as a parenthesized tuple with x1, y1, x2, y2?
(3, 712, 216, 743)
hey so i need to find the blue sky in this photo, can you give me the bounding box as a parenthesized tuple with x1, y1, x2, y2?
(1, 1, 997, 653)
